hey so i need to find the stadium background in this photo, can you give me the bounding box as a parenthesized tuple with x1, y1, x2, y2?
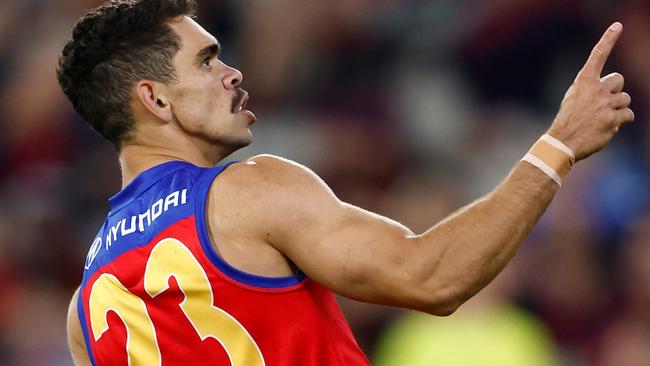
(1, 0, 649, 364)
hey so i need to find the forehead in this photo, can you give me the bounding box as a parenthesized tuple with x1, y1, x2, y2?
(168, 16, 217, 59)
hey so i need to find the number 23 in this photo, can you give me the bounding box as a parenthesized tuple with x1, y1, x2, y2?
(89, 238, 265, 366)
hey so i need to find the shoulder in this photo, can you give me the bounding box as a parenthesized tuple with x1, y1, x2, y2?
(247, 153, 297, 167)
(214, 154, 332, 197)
(206, 155, 338, 234)
(234, 154, 318, 180)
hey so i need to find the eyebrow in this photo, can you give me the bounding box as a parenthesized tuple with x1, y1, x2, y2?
(196, 42, 221, 63)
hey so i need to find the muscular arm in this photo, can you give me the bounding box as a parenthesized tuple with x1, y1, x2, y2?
(67, 288, 91, 366)
(214, 23, 632, 315)
(228, 156, 554, 315)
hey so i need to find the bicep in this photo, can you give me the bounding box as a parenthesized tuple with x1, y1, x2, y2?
(247, 156, 425, 307)
(286, 202, 422, 304)
(67, 288, 91, 366)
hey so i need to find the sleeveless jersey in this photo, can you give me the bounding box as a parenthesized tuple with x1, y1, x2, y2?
(78, 161, 370, 366)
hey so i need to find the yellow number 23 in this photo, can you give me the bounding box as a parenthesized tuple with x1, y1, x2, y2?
(88, 238, 265, 366)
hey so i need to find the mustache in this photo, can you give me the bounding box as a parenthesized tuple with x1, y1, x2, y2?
(231, 88, 246, 113)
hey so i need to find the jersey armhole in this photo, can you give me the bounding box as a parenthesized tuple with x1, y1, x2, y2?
(192, 161, 306, 289)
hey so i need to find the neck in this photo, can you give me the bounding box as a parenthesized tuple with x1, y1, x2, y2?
(118, 142, 231, 188)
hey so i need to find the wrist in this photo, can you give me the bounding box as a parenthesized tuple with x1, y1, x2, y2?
(521, 134, 576, 186)
(546, 118, 582, 160)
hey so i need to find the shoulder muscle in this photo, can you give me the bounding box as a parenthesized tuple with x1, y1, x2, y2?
(209, 154, 342, 241)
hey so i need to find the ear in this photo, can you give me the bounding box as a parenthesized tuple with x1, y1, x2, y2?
(135, 80, 174, 123)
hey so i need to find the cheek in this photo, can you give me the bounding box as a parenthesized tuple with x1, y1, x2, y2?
(204, 96, 223, 112)
(176, 89, 216, 113)
(210, 87, 231, 111)
(172, 79, 232, 123)
(193, 84, 230, 114)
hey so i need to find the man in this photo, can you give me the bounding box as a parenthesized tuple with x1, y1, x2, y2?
(57, 1, 633, 365)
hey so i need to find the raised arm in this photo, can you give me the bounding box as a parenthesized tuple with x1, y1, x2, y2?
(219, 23, 632, 316)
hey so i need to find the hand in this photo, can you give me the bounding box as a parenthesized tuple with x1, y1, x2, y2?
(548, 22, 634, 161)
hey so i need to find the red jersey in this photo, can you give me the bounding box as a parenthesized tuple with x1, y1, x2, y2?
(78, 161, 370, 365)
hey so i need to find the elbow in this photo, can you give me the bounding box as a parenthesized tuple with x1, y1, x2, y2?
(411, 281, 466, 317)
(425, 301, 461, 317)
(421, 293, 463, 317)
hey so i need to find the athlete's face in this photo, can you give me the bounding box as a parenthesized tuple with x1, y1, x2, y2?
(164, 16, 256, 152)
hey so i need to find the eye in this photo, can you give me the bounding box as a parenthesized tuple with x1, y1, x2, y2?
(202, 56, 212, 69)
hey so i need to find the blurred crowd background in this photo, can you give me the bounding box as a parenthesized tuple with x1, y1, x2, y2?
(1, 0, 650, 365)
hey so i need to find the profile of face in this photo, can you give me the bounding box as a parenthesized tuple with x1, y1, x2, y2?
(147, 16, 256, 156)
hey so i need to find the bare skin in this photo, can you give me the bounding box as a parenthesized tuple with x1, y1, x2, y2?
(68, 289, 91, 366)
(68, 18, 633, 365)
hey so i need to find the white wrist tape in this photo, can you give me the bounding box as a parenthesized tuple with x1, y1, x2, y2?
(539, 134, 575, 160)
(521, 134, 575, 187)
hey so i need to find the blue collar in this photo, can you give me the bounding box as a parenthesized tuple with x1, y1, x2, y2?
(108, 161, 195, 210)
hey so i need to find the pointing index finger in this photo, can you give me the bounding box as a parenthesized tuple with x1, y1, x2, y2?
(580, 22, 623, 78)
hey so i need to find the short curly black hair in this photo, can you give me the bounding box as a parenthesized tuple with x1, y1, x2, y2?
(57, 0, 198, 148)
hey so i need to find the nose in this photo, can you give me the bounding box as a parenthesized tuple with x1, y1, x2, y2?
(222, 63, 243, 90)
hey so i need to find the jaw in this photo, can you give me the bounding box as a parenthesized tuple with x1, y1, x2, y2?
(166, 104, 255, 163)
(195, 124, 254, 163)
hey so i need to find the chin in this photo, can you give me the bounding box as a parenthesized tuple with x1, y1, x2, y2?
(234, 128, 254, 147)
(215, 132, 253, 156)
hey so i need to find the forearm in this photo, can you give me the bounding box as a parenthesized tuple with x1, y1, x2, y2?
(413, 161, 558, 313)
(408, 23, 631, 314)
